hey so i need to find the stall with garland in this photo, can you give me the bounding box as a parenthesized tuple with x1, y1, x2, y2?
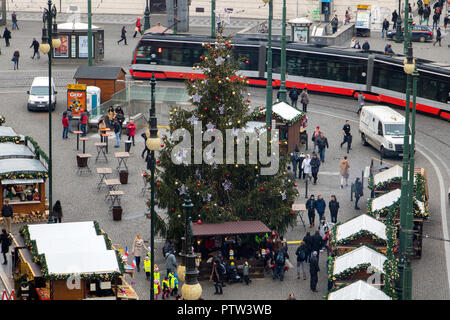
(253, 101, 306, 153)
(330, 214, 388, 256)
(0, 126, 23, 144)
(327, 280, 391, 300)
(368, 188, 428, 258)
(11, 221, 137, 300)
(0, 114, 5, 126)
(368, 165, 429, 202)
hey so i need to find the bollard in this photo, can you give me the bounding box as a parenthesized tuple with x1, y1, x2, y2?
(305, 177, 308, 198)
(350, 183, 354, 201)
(361, 169, 364, 189)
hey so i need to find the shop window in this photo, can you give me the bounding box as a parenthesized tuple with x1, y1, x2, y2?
(2, 184, 41, 203)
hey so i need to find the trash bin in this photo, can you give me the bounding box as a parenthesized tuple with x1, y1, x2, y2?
(112, 206, 122, 221)
(119, 170, 128, 184)
(125, 140, 132, 153)
(77, 155, 87, 167)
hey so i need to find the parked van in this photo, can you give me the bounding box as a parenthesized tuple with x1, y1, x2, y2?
(359, 105, 406, 158)
(27, 77, 57, 111)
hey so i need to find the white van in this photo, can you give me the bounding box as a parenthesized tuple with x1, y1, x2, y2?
(27, 77, 57, 111)
(359, 105, 406, 158)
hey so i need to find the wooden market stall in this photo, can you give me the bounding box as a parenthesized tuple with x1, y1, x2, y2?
(11, 221, 137, 300)
(330, 214, 388, 256)
(328, 280, 391, 300)
(192, 220, 271, 280)
(329, 245, 387, 288)
(368, 188, 428, 258)
(254, 102, 306, 153)
(0, 126, 24, 144)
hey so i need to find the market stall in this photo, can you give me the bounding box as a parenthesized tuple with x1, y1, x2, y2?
(0, 126, 23, 144)
(11, 221, 137, 300)
(192, 220, 271, 280)
(368, 188, 427, 258)
(330, 214, 388, 256)
(328, 280, 391, 300)
(253, 101, 306, 153)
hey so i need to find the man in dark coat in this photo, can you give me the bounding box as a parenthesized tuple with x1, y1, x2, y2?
(314, 195, 326, 221)
(3, 27, 11, 47)
(315, 133, 329, 163)
(302, 231, 313, 261)
(1, 200, 13, 234)
(210, 261, 223, 294)
(273, 249, 289, 281)
(310, 153, 321, 184)
(0, 229, 11, 265)
(392, 10, 398, 29)
(382, 18, 389, 38)
(331, 15, 339, 34)
(362, 40, 370, 52)
(289, 85, 299, 109)
(306, 195, 316, 228)
(30, 38, 40, 59)
(354, 177, 364, 210)
(309, 251, 320, 292)
(118, 26, 127, 45)
(311, 231, 323, 262)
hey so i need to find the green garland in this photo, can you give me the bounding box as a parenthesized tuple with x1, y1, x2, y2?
(0, 171, 48, 181)
(382, 211, 399, 299)
(330, 222, 387, 247)
(369, 173, 427, 203)
(0, 136, 20, 143)
(251, 108, 306, 126)
(369, 176, 401, 191)
(0, 115, 5, 125)
(367, 197, 429, 220)
(25, 136, 49, 164)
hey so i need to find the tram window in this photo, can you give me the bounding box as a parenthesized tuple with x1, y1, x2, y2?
(287, 52, 303, 76)
(234, 46, 258, 71)
(373, 63, 406, 93)
(418, 74, 450, 103)
(272, 51, 281, 74)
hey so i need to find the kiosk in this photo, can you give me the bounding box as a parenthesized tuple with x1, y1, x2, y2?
(355, 5, 371, 37)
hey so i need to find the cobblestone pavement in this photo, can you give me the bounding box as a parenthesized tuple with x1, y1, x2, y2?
(0, 19, 449, 300)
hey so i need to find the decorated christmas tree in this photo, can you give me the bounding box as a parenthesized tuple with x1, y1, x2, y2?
(149, 27, 298, 247)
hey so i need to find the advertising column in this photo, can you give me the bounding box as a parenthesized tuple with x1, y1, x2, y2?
(67, 84, 87, 119)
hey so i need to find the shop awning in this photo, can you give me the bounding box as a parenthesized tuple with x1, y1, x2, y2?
(336, 214, 387, 242)
(0, 126, 19, 137)
(333, 246, 387, 275)
(328, 280, 391, 300)
(0, 142, 35, 159)
(2, 178, 44, 185)
(193, 220, 270, 237)
(372, 165, 403, 186)
(0, 158, 47, 175)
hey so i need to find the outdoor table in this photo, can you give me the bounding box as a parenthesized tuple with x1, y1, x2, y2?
(115, 152, 130, 172)
(99, 128, 111, 143)
(76, 153, 92, 176)
(102, 133, 113, 154)
(124, 265, 134, 277)
(104, 179, 121, 201)
(97, 167, 113, 191)
(108, 190, 124, 209)
(80, 137, 89, 154)
(73, 130, 83, 151)
(292, 203, 306, 231)
(95, 142, 108, 163)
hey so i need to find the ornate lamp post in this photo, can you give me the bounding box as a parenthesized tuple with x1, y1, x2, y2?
(88, 0, 93, 66)
(181, 193, 202, 300)
(264, 0, 273, 130)
(278, 0, 287, 103)
(211, 0, 216, 38)
(397, 5, 417, 300)
(395, 0, 403, 43)
(40, 0, 61, 224)
(144, 0, 150, 31)
(146, 73, 159, 300)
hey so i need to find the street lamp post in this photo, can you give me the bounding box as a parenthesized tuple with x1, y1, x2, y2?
(395, 0, 403, 43)
(265, 0, 273, 129)
(88, 0, 93, 66)
(146, 73, 158, 300)
(278, 0, 287, 103)
(40, 0, 61, 224)
(211, 0, 216, 38)
(144, 0, 150, 31)
(181, 193, 202, 300)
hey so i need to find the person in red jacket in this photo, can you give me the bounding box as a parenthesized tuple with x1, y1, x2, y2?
(62, 112, 69, 139)
(80, 112, 88, 137)
(126, 119, 136, 146)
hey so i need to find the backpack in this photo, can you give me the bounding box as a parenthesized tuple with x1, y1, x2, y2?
(296, 247, 306, 261)
(7, 236, 12, 247)
(275, 251, 285, 265)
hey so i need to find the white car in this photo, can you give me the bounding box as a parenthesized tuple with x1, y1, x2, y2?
(27, 77, 57, 111)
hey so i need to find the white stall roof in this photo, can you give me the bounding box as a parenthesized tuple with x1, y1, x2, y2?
(57, 22, 100, 31)
(333, 246, 387, 275)
(328, 280, 391, 300)
(0, 158, 47, 175)
(262, 101, 303, 122)
(0, 126, 18, 137)
(373, 165, 402, 185)
(2, 179, 44, 185)
(0, 142, 34, 159)
(371, 189, 401, 211)
(27, 221, 119, 275)
(336, 214, 387, 242)
(244, 121, 266, 134)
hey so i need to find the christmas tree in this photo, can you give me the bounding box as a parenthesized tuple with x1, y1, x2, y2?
(149, 27, 298, 247)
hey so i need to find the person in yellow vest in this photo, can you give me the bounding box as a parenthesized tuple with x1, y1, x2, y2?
(229, 248, 234, 260)
(170, 272, 179, 296)
(153, 264, 161, 283)
(161, 276, 170, 300)
(153, 279, 161, 300)
(144, 255, 151, 280)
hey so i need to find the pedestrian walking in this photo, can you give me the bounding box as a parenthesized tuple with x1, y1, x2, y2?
(303, 231, 313, 261)
(11, 12, 19, 30)
(126, 119, 136, 146)
(433, 12, 439, 29)
(423, 5, 431, 25)
(340, 120, 352, 153)
(309, 251, 320, 292)
(161, 276, 171, 299)
(382, 18, 390, 38)
(52, 200, 63, 223)
(291, 147, 299, 177)
(314, 195, 326, 221)
(306, 195, 316, 228)
(169, 272, 179, 296)
(316, 133, 329, 163)
(289, 85, 299, 109)
(298, 152, 306, 179)
(67, 109, 73, 133)
(153, 280, 161, 300)
(362, 40, 370, 52)
(301, 154, 312, 181)
(115, 105, 125, 138)
(318, 217, 331, 251)
(210, 261, 223, 294)
(144, 255, 152, 280)
(117, 26, 127, 45)
(392, 10, 398, 29)
(300, 88, 309, 112)
(329, 195, 340, 223)
(12, 50, 20, 70)
(273, 249, 288, 281)
(444, 15, 449, 31)
(142, 129, 151, 159)
(433, 27, 442, 46)
(354, 177, 364, 210)
(1, 200, 13, 234)
(80, 112, 88, 136)
(295, 242, 308, 280)
(0, 229, 11, 265)
(357, 92, 365, 114)
(113, 118, 121, 148)
(344, 10, 351, 24)
(132, 234, 148, 272)
(243, 261, 251, 285)
(331, 14, 339, 34)
(3, 27, 11, 47)
(165, 251, 177, 277)
(311, 126, 321, 153)
(62, 112, 69, 139)
(310, 153, 321, 184)
(133, 18, 142, 37)
(339, 156, 351, 188)
(30, 38, 40, 59)
(418, 5, 424, 23)
(311, 231, 323, 261)
(107, 106, 115, 128)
